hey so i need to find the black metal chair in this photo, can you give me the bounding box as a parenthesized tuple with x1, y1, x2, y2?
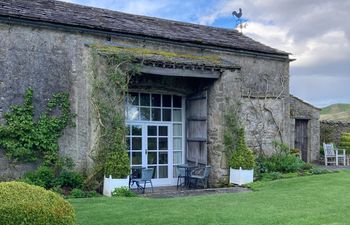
(189, 166, 211, 189)
(130, 168, 154, 194)
(176, 166, 187, 190)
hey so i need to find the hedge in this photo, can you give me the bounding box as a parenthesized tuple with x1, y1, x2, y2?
(0, 181, 75, 225)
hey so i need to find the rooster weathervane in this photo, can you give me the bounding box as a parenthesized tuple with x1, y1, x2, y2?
(232, 8, 247, 33)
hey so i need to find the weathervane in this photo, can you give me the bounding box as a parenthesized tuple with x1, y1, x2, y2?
(232, 8, 247, 33)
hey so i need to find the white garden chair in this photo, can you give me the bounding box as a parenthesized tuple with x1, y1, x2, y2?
(323, 143, 346, 166)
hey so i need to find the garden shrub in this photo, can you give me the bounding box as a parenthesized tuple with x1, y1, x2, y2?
(22, 166, 55, 189)
(263, 141, 305, 173)
(0, 181, 75, 225)
(54, 170, 84, 189)
(339, 133, 350, 152)
(229, 128, 255, 170)
(311, 168, 330, 175)
(301, 163, 313, 171)
(112, 187, 137, 197)
(68, 188, 86, 198)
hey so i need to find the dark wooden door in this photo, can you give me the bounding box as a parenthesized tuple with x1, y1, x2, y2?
(186, 90, 207, 165)
(295, 119, 308, 162)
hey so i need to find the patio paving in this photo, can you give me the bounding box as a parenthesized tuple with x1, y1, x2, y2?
(135, 186, 251, 198)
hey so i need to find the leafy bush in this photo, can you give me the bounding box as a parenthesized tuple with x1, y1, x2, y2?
(112, 187, 137, 197)
(269, 172, 283, 180)
(301, 163, 313, 171)
(0, 181, 75, 225)
(229, 128, 255, 170)
(339, 133, 350, 152)
(257, 142, 305, 173)
(105, 150, 130, 178)
(310, 168, 330, 175)
(69, 188, 86, 198)
(22, 166, 55, 189)
(54, 170, 84, 189)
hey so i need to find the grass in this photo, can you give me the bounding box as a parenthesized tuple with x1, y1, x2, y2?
(320, 103, 350, 121)
(70, 171, 350, 225)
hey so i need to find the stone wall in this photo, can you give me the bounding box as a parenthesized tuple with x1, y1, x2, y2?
(320, 120, 350, 146)
(0, 21, 291, 183)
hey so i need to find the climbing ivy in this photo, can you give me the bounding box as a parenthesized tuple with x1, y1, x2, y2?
(88, 48, 140, 181)
(223, 103, 242, 162)
(0, 89, 74, 165)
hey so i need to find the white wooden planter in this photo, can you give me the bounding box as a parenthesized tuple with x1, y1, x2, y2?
(103, 175, 129, 197)
(229, 167, 254, 186)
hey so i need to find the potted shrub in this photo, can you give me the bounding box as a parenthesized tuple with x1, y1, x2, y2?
(103, 150, 130, 196)
(229, 128, 255, 185)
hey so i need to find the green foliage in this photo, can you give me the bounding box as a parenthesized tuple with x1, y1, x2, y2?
(310, 168, 330, 175)
(0, 181, 75, 225)
(0, 89, 74, 165)
(104, 149, 130, 178)
(263, 141, 305, 173)
(22, 166, 55, 189)
(339, 133, 350, 152)
(301, 163, 313, 171)
(54, 170, 84, 189)
(223, 104, 242, 162)
(68, 188, 86, 198)
(112, 187, 137, 197)
(89, 50, 139, 182)
(229, 128, 255, 170)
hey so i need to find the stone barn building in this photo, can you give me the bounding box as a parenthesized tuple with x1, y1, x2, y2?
(0, 0, 320, 185)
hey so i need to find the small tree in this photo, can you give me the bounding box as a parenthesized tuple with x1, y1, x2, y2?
(229, 128, 255, 170)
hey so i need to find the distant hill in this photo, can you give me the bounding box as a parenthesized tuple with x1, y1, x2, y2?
(320, 104, 350, 121)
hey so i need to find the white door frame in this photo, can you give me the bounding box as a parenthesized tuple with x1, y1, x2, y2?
(127, 121, 177, 186)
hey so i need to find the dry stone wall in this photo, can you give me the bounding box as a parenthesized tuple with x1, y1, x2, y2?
(320, 120, 350, 146)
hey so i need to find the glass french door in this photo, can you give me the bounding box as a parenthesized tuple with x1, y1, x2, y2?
(127, 123, 175, 185)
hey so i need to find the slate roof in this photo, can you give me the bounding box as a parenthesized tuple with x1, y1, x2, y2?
(0, 0, 288, 56)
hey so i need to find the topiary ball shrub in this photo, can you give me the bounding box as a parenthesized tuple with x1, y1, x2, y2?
(0, 181, 75, 225)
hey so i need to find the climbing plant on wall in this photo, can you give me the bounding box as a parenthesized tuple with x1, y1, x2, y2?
(88, 47, 140, 183)
(0, 88, 74, 165)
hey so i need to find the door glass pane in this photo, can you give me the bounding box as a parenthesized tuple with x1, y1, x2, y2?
(173, 109, 182, 122)
(162, 109, 171, 121)
(132, 152, 142, 164)
(148, 138, 157, 150)
(159, 152, 168, 164)
(140, 107, 150, 120)
(159, 166, 168, 178)
(151, 108, 161, 121)
(159, 126, 168, 136)
(127, 105, 139, 120)
(132, 137, 142, 150)
(151, 94, 161, 107)
(173, 152, 182, 164)
(148, 126, 157, 136)
(173, 138, 182, 150)
(173, 124, 182, 136)
(126, 125, 130, 135)
(126, 137, 130, 150)
(149, 166, 157, 179)
(129, 93, 139, 105)
(132, 125, 142, 136)
(159, 138, 168, 150)
(148, 152, 157, 164)
(173, 95, 182, 108)
(162, 95, 171, 107)
(140, 93, 150, 106)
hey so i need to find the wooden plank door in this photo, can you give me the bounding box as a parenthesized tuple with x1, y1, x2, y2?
(294, 119, 308, 162)
(186, 90, 208, 165)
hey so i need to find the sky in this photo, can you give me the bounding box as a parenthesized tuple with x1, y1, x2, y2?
(62, 0, 350, 108)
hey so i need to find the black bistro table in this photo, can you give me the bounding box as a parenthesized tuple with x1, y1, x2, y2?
(176, 164, 197, 189)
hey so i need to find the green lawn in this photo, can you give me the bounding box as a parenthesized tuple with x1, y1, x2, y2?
(70, 171, 350, 225)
